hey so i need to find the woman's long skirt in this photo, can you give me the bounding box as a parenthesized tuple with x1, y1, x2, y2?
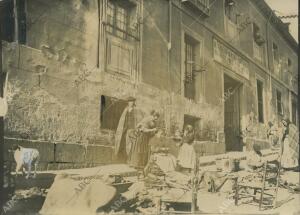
(128, 132, 150, 169)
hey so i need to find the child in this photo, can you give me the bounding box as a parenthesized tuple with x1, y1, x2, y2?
(177, 125, 197, 174)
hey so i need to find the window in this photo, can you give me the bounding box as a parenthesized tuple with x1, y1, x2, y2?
(17, 0, 26, 44)
(0, 0, 26, 44)
(276, 90, 283, 116)
(272, 43, 279, 63)
(256, 80, 264, 123)
(184, 34, 200, 100)
(287, 58, 292, 72)
(1, 1, 15, 42)
(225, 0, 240, 42)
(106, 0, 138, 40)
(288, 58, 292, 67)
(106, 40, 132, 76)
(225, 0, 237, 24)
(100, 95, 127, 130)
(253, 23, 265, 62)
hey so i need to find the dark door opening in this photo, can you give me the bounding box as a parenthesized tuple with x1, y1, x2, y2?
(184, 114, 201, 140)
(100, 95, 127, 131)
(224, 74, 242, 151)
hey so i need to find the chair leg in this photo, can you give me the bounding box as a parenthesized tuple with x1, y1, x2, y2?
(259, 188, 264, 210)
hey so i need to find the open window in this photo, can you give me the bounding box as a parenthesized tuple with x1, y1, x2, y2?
(252, 23, 265, 63)
(225, 0, 237, 24)
(224, 0, 240, 42)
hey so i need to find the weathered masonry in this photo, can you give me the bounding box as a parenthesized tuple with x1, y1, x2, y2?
(1, 0, 298, 169)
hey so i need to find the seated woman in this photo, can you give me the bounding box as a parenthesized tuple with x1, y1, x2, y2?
(246, 143, 264, 171)
(177, 125, 197, 174)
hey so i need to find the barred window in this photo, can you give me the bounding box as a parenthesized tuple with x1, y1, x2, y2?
(106, 1, 138, 40)
(184, 35, 199, 100)
(116, 7, 127, 38)
(107, 1, 115, 34)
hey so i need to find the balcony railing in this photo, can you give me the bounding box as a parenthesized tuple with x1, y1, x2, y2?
(182, 0, 210, 17)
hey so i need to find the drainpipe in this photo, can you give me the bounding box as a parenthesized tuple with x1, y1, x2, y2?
(167, 0, 172, 91)
(166, 0, 172, 133)
(138, 0, 143, 83)
(96, 0, 100, 68)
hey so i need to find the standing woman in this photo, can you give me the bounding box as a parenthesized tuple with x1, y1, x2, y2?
(114, 97, 140, 162)
(280, 118, 299, 171)
(128, 110, 160, 169)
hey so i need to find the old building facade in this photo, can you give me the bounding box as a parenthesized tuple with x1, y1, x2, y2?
(1, 0, 298, 168)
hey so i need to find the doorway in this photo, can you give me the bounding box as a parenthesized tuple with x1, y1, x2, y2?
(224, 74, 242, 151)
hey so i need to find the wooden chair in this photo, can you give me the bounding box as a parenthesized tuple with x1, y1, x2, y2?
(234, 160, 280, 210)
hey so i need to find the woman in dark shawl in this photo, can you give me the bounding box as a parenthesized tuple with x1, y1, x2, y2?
(114, 97, 143, 162)
(127, 110, 160, 169)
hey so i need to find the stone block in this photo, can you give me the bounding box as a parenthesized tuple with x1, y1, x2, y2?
(4, 138, 55, 162)
(55, 143, 86, 163)
(36, 162, 49, 171)
(73, 163, 86, 169)
(47, 163, 59, 171)
(85, 145, 113, 164)
(57, 163, 74, 170)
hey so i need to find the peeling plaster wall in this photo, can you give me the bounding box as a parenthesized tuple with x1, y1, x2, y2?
(3, 0, 106, 145)
(2, 0, 297, 160)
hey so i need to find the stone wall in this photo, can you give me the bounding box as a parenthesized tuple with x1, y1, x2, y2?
(4, 137, 114, 171)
